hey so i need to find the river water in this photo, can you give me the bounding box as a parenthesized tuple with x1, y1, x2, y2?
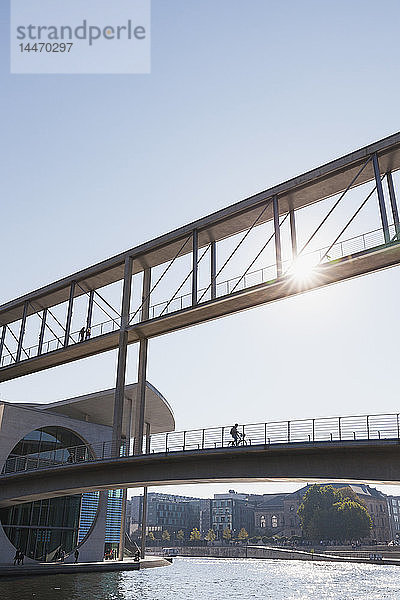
(1, 557, 399, 600)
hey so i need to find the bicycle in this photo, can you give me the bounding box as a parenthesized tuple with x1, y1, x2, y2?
(228, 432, 248, 447)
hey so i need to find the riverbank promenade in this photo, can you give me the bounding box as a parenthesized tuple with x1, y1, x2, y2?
(0, 555, 171, 578)
(171, 545, 400, 567)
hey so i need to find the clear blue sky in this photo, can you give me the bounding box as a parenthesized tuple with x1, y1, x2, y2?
(1, 0, 400, 498)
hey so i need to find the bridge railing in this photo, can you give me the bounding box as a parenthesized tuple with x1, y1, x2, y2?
(2, 412, 400, 476)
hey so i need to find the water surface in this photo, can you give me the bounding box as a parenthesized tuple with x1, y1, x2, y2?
(1, 557, 399, 600)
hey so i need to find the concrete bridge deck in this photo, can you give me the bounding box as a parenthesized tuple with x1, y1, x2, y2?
(1, 438, 400, 507)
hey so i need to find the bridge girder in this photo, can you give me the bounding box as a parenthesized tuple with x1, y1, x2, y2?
(1, 439, 400, 507)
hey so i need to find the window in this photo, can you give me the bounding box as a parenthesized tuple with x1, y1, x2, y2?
(260, 516, 266, 528)
(271, 515, 278, 528)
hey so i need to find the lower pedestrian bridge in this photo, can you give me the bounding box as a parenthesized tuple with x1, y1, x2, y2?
(1, 413, 400, 507)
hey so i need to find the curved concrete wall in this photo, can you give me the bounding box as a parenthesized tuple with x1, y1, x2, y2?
(0, 403, 112, 564)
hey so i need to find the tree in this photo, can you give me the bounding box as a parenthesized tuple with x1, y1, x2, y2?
(297, 484, 372, 541)
(162, 530, 170, 541)
(338, 486, 367, 508)
(190, 528, 201, 541)
(237, 528, 249, 542)
(147, 531, 155, 541)
(205, 529, 216, 542)
(222, 527, 232, 543)
(335, 500, 371, 541)
(176, 530, 185, 542)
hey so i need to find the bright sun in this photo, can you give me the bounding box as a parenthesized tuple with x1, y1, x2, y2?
(289, 255, 319, 285)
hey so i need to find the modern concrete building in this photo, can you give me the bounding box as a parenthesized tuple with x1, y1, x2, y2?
(128, 493, 211, 539)
(0, 383, 174, 564)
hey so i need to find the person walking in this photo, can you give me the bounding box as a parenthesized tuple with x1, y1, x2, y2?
(230, 423, 240, 446)
(74, 549, 79, 563)
(85, 326, 91, 340)
(79, 327, 85, 342)
(13, 549, 20, 566)
(19, 551, 24, 565)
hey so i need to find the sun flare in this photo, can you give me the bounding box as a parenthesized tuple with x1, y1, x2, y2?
(289, 256, 319, 285)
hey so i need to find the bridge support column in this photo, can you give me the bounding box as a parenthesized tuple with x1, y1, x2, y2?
(86, 289, 94, 332)
(118, 397, 133, 561)
(192, 229, 198, 306)
(141, 422, 151, 559)
(273, 195, 282, 277)
(135, 339, 148, 454)
(289, 207, 297, 259)
(134, 268, 151, 455)
(387, 171, 400, 239)
(211, 240, 217, 300)
(372, 153, 390, 244)
(112, 256, 133, 455)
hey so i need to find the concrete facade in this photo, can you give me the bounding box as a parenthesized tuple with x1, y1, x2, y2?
(0, 401, 111, 564)
(0, 383, 174, 564)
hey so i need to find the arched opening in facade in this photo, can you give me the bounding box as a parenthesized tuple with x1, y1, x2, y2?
(0, 427, 99, 562)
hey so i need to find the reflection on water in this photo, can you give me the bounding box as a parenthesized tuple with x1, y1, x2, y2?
(1, 557, 400, 600)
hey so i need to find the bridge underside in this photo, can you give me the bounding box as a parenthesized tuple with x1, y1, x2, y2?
(1, 439, 400, 507)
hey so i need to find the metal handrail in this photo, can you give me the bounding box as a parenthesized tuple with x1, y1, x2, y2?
(1, 223, 398, 367)
(2, 411, 399, 476)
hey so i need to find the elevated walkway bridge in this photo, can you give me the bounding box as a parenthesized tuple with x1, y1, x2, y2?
(1, 412, 400, 507)
(1, 132, 400, 382)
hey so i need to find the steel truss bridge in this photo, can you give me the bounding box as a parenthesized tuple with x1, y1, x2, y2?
(1, 131, 400, 453)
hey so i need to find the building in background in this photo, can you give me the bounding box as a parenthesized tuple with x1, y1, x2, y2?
(211, 490, 254, 539)
(127, 493, 212, 539)
(130, 484, 394, 544)
(276, 483, 391, 541)
(386, 495, 400, 541)
(253, 494, 286, 536)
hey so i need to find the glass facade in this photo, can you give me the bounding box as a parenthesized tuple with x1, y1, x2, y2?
(2, 426, 89, 474)
(106, 490, 123, 543)
(0, 496, 82, 562)
(78, 490, 122, 545)
(78, 492, 100, 543)
(0, 427, 97, 561)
